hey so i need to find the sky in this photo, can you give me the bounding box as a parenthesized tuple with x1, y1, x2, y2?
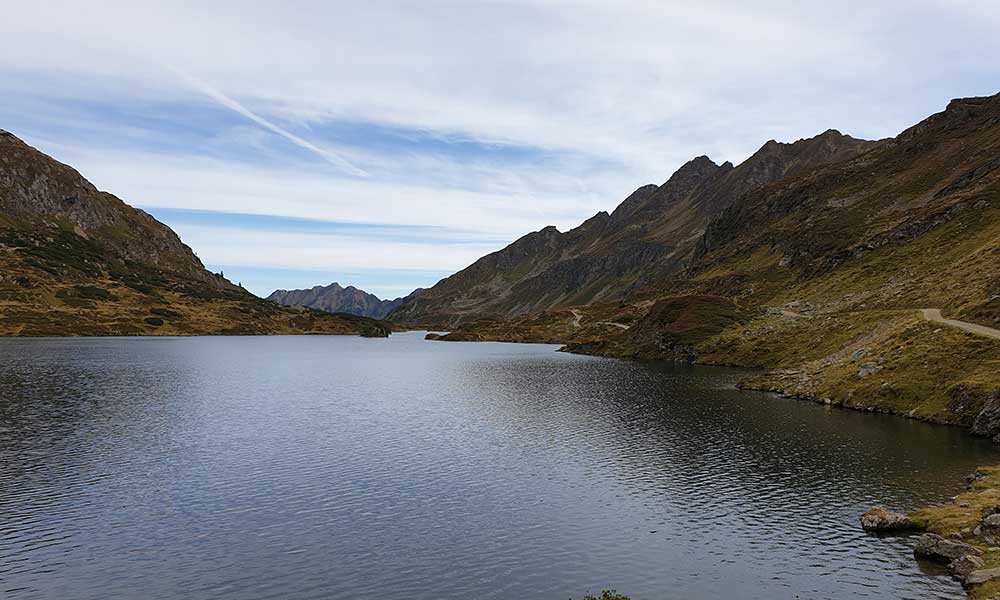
(2, 1, 999, 299)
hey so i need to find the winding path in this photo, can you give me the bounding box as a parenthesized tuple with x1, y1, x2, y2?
(920, 309, 1000, 340)
(595, 321, 631, 330)
(568, 309, 630, 331)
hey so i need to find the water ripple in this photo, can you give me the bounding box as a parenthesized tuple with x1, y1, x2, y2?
(0, 333, 996, 599)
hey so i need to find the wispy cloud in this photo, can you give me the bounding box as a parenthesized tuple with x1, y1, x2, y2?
(2, 0, 999, 296)
(166, 65, 369, 177)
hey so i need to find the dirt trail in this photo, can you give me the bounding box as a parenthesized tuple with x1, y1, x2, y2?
(595, 321, 630, 330)
(570, 309, 583, 328)
(920, 309, 1000, 340)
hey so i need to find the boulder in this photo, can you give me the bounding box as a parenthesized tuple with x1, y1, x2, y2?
(964, 567, 1000, 586)
(914, 533, 982, 562)
(950, 554, 985, 578)
(860, 506, 921, 532)
(858, 361, 882, 378)
(983, 514, 1000, 529)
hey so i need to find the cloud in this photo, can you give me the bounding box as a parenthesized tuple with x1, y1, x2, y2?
(165, 65, 369, 177)
(171, 222, 500, 277)
(35, 140, 621, 237)
(2, 1, 999, 295)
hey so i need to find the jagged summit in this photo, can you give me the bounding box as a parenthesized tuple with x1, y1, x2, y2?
(268, 282, 419, 319)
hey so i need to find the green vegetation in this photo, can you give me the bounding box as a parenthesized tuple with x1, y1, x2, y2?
(0, 130, 396, 338)
(910, 467, 1000, 599)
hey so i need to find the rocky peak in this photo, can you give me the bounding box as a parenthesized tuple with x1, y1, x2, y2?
(899, 92, 1000, 142)
(611, 158, 724, 224)
(666, 155, 722, 185)
(608, 184, 659, 222)
(577, 210, 610, 230)
(267, 281, 408, 319)
(0, 130, 217, 283)
(722, 129, 877, 194)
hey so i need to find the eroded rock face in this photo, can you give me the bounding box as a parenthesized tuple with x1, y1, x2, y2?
(913, 533, 982, 562)
(970, 389, 1000, 442)
(860, 507, 921, 532)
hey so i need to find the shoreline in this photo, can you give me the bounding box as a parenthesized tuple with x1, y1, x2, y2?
(867, 467, 1000, 598)
(427, 333, 1000, 596)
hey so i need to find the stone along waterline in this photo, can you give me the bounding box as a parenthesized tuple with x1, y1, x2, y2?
(1, 332, 997, 599)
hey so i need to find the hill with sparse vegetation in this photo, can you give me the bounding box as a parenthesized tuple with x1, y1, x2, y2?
(403, 94, 1000, 440)
(0, 131, 390, 337)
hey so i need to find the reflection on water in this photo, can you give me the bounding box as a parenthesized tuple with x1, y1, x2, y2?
(1, 333, 996, 599)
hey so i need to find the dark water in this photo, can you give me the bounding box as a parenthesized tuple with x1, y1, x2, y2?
(1, 333, 997, 600)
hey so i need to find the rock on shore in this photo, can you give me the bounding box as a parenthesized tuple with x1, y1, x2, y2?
(860, 506, 922, 532)
(913, 533, 982, 562)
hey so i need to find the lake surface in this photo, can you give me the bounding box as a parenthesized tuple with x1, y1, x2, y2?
(1, 333, 998, 600)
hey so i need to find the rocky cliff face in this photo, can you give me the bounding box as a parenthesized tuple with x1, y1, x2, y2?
(390, 129, 879, 327)
(267, 283, 419, 319)
(0, 131, 389, 337)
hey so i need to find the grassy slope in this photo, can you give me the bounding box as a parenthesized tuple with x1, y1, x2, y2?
(910, 467, 1000, 599)
(0, 208, 390, 337)
(429, 95, 1000, 437)
(0, 131, 391, 337)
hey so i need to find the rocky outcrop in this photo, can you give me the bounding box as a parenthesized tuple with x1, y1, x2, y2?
(948, 385, 1000, 442)
(950, 554, 985, 579)
(913, 533, 982, 562)
(860, 507, 921, 532)
(972, 390, 1000, 442)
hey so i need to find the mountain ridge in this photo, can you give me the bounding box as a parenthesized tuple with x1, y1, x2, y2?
(267, 282, 420, 319)
(0, 130, 390, 337)
(389, 128, 880, 326)
(404, 93, 1000, 443)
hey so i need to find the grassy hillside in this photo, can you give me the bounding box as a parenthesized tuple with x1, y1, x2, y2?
(424, 94, 1000, 439)
(0, 131, 390, 337)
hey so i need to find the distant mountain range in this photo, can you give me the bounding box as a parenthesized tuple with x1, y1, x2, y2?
(267, 283, 421, 319)
(0, 130, 389, 337)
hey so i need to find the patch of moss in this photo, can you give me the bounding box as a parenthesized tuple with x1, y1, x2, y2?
(909, 466, 1000, 599)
